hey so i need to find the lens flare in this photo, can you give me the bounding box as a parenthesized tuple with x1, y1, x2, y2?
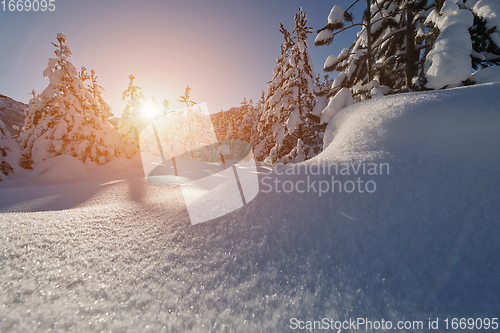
(339, 210, 355, 220)
(143, 103, 160, 119)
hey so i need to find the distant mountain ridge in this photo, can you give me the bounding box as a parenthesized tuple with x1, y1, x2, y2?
(0, 94, 26, 135)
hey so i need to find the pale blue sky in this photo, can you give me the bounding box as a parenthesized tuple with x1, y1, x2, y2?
(0, 0, 363, 115)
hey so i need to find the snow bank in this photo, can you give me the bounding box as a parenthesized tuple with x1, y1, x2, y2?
(32, 155, 88, 183)
(320, 83, 500, 163)
(86, 154, 143, 175)
(470, 66, 500, 84)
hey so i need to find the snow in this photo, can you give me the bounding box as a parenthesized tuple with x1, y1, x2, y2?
(424, 0, 474, 89)
(366, 80, 391, 98)
(32, 155, 88, 183)
(57, 32, 68, 42)
(320, 87, 353, 125)
(86, 155, 143, 174)
(338, 47, 349, 60)
(470, 65, 500, 83)
(370, 85, 391, 98)
(1, 84, 500, 331)
(314, 29, 333, 46)
(311, 96, 327, 116)
(328, 5, 344, 25)
(331, 71, 346, 90)
(323, 54, 337, 71)
(285, 108, 300, 132)
(466, 0, 500, 33)
(275, 127, 285, 146)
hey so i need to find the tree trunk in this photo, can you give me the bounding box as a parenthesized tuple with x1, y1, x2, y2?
(405, 10, 417, 88)
(366, 0, 373, 83)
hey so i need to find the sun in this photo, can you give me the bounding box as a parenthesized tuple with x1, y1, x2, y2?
(142, 103, 160, 119)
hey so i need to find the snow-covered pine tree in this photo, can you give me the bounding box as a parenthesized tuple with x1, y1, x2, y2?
(315, 0, 432, 124)
(20, 33, 125, 167)
(279, 8, 322, 163)
(0, 119, 21, 181)
(254, 24, 294, 162)
(117, 74, 145, 157)
(256, 8, 321, 164)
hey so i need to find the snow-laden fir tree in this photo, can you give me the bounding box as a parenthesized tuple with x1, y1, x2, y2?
(256, 8, 322, 164)
(254, 24, 294, 161)
(315, 0, 432, 111)
(279, 8, 323, 163)
(20, 33, 125, 167)
(424, 0, 500, 89)
(117, 74, 145, 157)
(0, 119, 21, 181)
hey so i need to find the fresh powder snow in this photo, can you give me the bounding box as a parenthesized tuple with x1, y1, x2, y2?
(1, 83, 499, 331)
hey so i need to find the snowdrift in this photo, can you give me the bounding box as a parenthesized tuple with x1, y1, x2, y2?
(32, 155, 88, 183)
(1, 84, 499, 331)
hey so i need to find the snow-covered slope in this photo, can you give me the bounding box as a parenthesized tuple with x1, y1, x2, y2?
(0, 94, 26, 135)
(1, 84, 499, 331)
